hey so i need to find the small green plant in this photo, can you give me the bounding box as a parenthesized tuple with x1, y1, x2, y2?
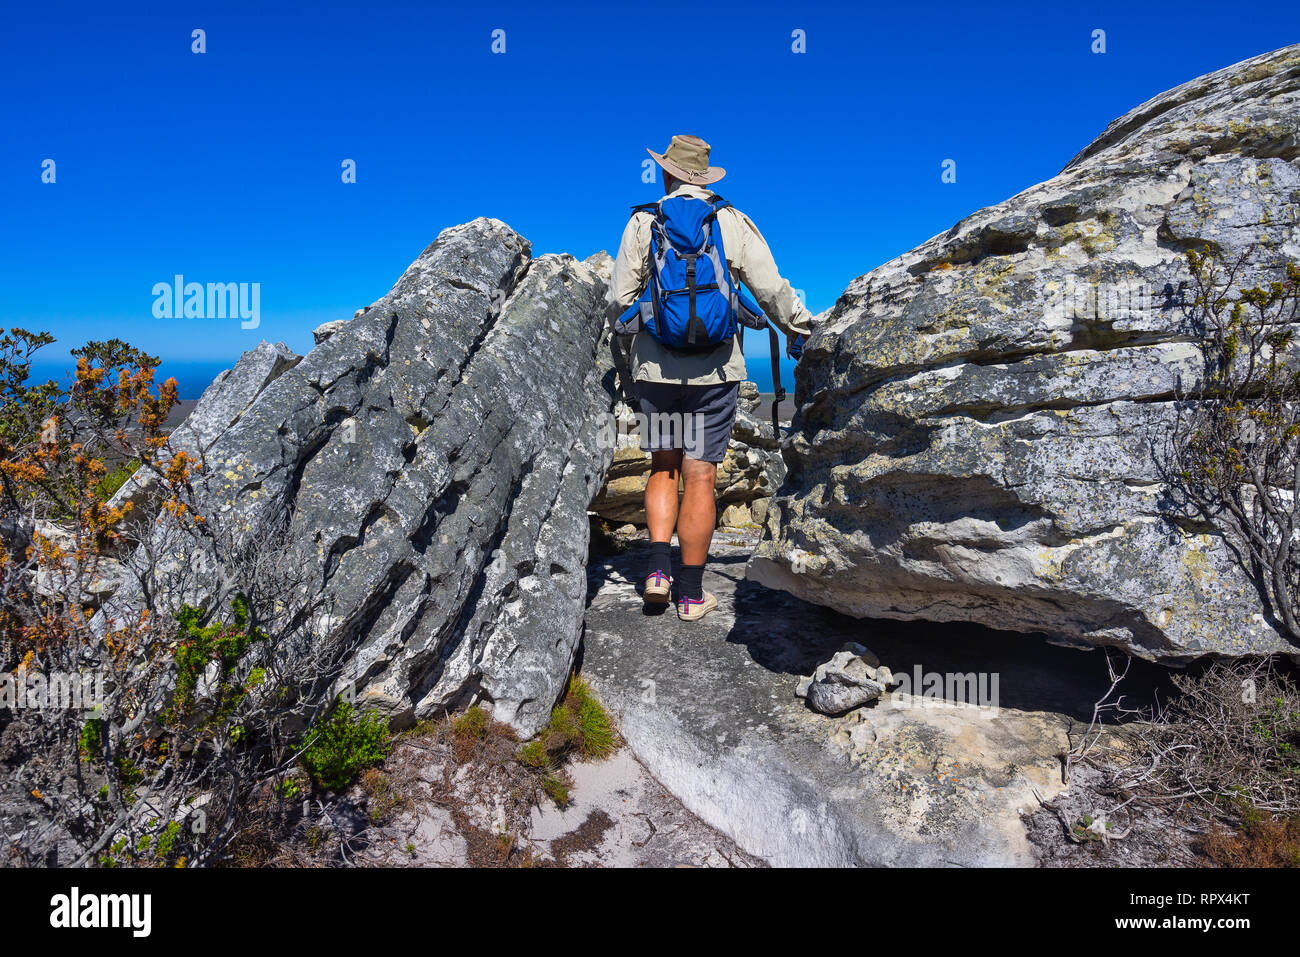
(96, 818, 185, 868)
(452, 705, 489, 741)
(115, 755, 143, 788)
(400, 717, 441, 739)
(511, 676, 617, 808)
(94, 459, 140, 501)
(448, 705, 516, 761)
(516, 738, 549, 769)
(170, 595, 267, 721)
(1251, 696, 1300, 772)
(520, 675, 618, 764)
(155, 820, 182, 861)
(569, 678, 617, 760)
(299, 699, 392, 790)
(545, 704, 580, 749)
(542, 772, 570, 806)
(78, 718, 103, 761)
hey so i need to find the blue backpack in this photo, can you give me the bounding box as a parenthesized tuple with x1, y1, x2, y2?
(612, 194, 787, 437)
(615, 195, 768, 351)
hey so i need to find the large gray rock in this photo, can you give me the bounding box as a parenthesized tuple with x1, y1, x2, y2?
(751, 45, 1300, 660)
(584, 536, 1083, 867)
(177, 340, 302, 451)
(108, 340, 301, 520)
(104, 218, 617, 735)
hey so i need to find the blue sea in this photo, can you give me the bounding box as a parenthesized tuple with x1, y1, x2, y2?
(27, 354, 799, 402)
(28, 359, 233, 401)
(746, 358, 798, 396)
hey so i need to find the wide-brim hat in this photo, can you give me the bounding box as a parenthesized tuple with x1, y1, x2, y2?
(647, 134, 726, 185)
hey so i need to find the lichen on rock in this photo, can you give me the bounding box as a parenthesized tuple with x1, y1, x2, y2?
(751, 44, 1300, 659)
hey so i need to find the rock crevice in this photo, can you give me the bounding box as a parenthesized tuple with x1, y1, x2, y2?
(105, 219, 618, 735)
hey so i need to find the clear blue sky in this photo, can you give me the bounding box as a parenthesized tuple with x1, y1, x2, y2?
(2, 1, 1296, 395)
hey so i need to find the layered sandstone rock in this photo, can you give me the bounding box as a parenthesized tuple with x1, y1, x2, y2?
(751, 45, 1300, 659)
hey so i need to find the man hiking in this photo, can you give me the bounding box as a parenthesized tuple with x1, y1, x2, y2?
(608, 134, 813, 622)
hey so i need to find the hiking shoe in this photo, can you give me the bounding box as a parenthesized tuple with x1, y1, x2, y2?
(643, 570, 672, 604)
(676, 590, 718, 622)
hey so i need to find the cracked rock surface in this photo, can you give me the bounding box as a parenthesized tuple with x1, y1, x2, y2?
(104, 219, 618, 735)
(583, 536, 1101, 867)
(751, 44, 1300, 659)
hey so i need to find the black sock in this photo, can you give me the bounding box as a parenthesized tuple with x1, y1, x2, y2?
(646, 541, 672, 579)
(675, 563, 705, 601)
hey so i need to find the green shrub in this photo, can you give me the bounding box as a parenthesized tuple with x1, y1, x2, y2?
(542, 772, 569, 806)
(300, 700, 392, 790)
(452, 705, 489, 741)
(544, 702, 580, 750)
(516, 738, 549, 769)
(78, 718, 103, 761)
(94, 460, 140, 501)
(514, 674, 618, 785)
(170, 595, 266, 721)
(570, 679, 617, 760)
(115, 756, 142, 787)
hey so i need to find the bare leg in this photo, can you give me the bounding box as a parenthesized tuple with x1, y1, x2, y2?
(645, 449, 683, 544)
(677, 456, 718, 566)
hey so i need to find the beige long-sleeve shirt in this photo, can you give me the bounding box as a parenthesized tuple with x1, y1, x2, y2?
(607, 183, 814, 384)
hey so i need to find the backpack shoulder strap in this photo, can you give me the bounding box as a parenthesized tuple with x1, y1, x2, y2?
(702, 196, 730, 224)
(630, 201, 662, 236)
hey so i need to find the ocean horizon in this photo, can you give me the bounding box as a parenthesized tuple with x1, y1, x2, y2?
(29, 358, 232, 401)
(28, 353, 795, 401)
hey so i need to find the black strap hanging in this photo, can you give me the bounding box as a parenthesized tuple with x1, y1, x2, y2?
(768, 325, 785, 441)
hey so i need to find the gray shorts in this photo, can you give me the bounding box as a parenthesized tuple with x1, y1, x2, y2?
(632, 380, 739, 463)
